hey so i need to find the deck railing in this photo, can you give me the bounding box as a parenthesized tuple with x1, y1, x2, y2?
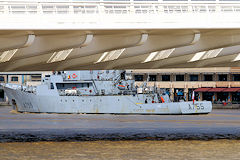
(1, 1, 240, 15)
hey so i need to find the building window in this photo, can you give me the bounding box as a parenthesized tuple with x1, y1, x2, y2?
(190, 75, 198, 81)
(176, 75, 184, 81)
(0, 89, 4, 99)
(174, 88, 184, 102)
(217, 92, 229, 102)
(149, 75, 156, 81)
(11, 77, 18, 82)
(204, 75, 213, 81)
(202, 92, 214, 101)
(232, 92, 240, 103)
(218, 74, 227, 81)
(134, 75, 143, 81)
(0, 76, 4, 82)
(233, 74, 240, 81)
(162, 75, 170, 81)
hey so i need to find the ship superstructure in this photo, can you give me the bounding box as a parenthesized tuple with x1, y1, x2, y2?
(3, 70, 212, 114)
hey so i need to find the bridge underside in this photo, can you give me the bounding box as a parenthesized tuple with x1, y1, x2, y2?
(1, 29, 240, 71)
(1, 1, 240, 71)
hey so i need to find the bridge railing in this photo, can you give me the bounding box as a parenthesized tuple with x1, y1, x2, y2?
(1, 1, 240, 15)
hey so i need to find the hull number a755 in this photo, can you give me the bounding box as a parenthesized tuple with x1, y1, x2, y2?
(188, 103, 204, 110)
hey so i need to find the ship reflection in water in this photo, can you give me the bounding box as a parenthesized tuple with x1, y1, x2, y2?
(1, 140, 240, 160)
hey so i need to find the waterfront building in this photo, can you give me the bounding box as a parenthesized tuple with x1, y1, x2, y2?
(132, 67, 240, 104)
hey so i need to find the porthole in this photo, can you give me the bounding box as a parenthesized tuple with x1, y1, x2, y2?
(65, 100, 67, 102)
(118, 99, 120, 101)
(82, 100, 84, 102)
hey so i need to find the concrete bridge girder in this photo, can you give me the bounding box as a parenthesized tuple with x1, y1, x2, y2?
(0, 34, 35, 52)
(6, 32, 148, 69)
(163, 54, 240, 68)
(65, 33, 148, 59)
(104, 30, 240, 69)
(113, 51, 237, 70)
(3, 30, 240, 71)
(0, 53, 101, 71)
(187, 45, 240, 68)
(115, 32, 200, 59)
(11, 33, 90, 61)
(2, 51, 240, 71)
(190, 54, 239, 68)
(168, 30, 240, 58)
(54, 31, 200, 69)
(137, 45, 240, 69)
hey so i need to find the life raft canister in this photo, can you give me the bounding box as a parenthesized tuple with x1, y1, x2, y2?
(72, 73, 77, 78)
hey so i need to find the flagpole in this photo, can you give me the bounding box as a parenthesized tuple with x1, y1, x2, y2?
(192, 90, 195, 105)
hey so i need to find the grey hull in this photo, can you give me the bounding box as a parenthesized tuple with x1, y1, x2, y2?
(4, 87, 212, 114)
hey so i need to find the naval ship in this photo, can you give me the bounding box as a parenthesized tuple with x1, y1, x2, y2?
(3, 70, 212, 114)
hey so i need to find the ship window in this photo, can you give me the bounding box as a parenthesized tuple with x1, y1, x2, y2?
(0, 76, 4, 82)
(11, 76, 18, 82)
(50, 83, 54, 89)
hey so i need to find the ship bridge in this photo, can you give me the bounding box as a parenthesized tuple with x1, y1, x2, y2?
(1, 0, 240, 71)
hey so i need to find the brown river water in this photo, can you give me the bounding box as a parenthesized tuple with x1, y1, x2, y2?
(0, 140, 240, 160)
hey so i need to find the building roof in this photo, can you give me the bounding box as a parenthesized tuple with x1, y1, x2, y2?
(224, 88, 240, 92)
(208, 88, 226, 92)
(194, 88, 211, 92)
